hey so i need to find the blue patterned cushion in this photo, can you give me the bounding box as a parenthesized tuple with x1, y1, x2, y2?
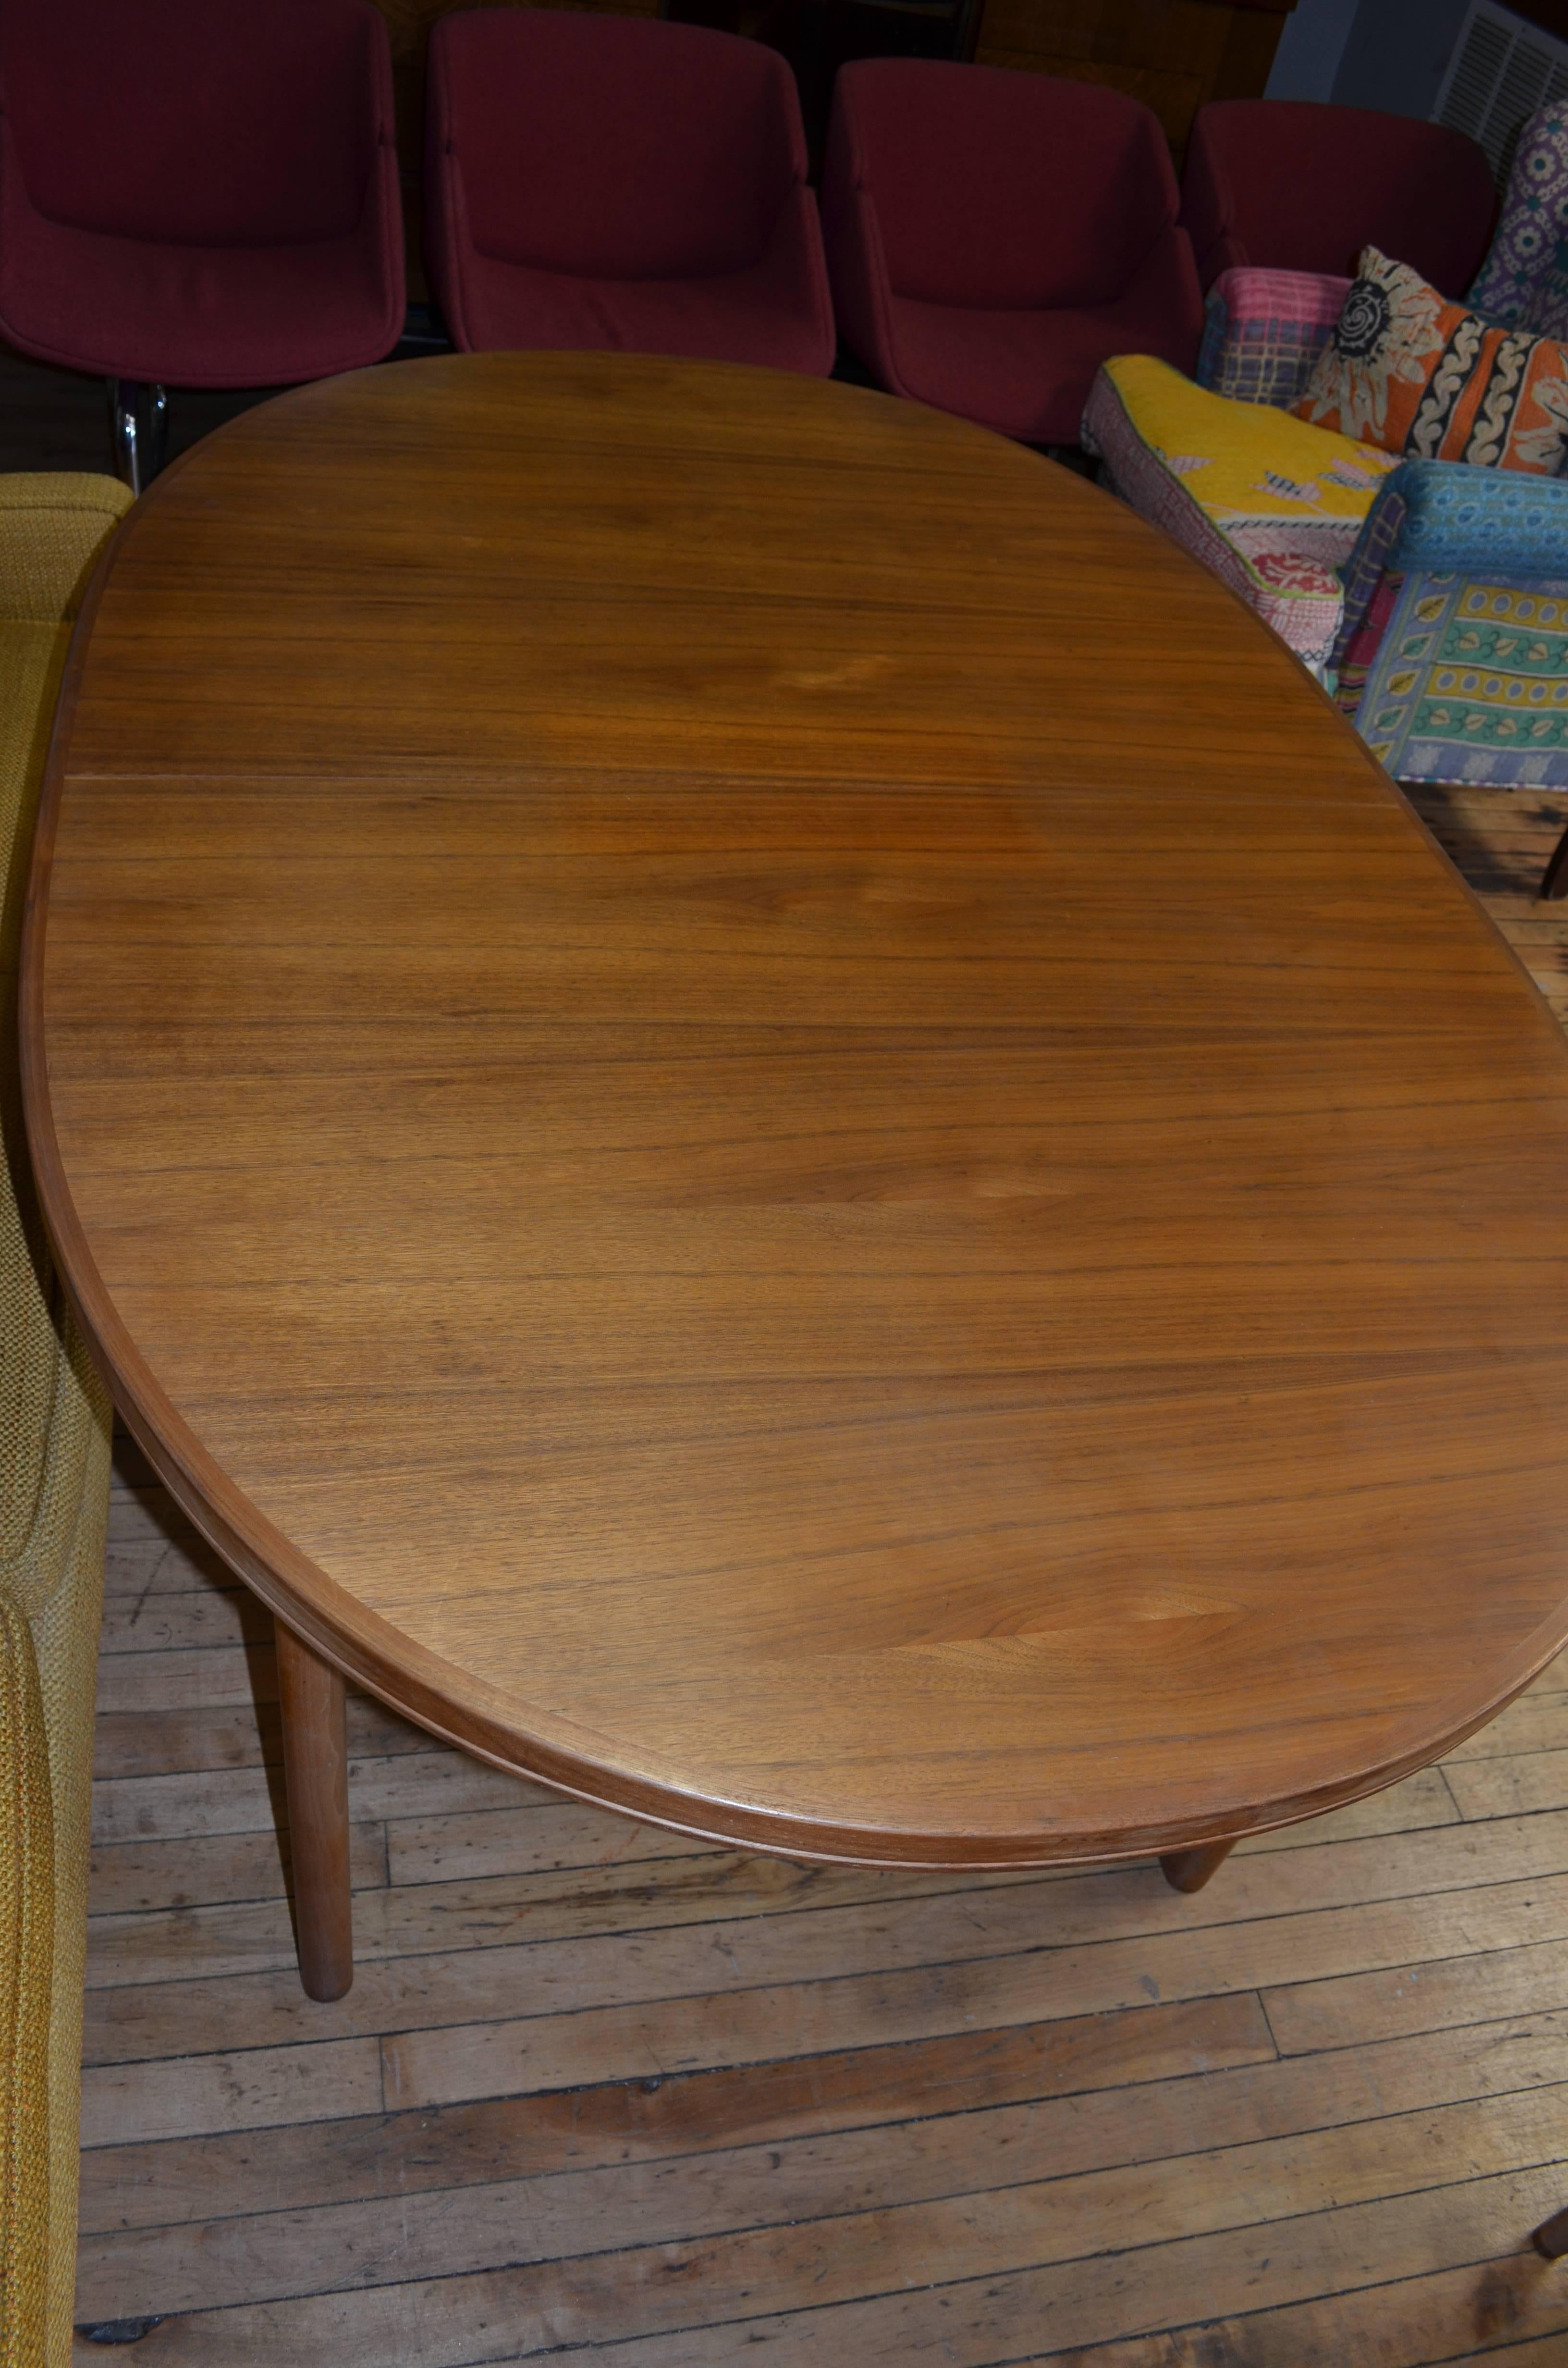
(1378, 458, 1568, 573)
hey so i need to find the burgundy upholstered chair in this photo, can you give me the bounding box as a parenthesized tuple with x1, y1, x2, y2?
(0, 0, 404, 489)
(819, 60, 1204, 445)
(1179, 101, 1497, 296)
(424, 11, 835, 375)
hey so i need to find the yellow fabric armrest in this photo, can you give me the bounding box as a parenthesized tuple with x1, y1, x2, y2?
(0, 475, 130, 627)
(0, 1585, 54, 2368)
(0, 470, 126, 2365)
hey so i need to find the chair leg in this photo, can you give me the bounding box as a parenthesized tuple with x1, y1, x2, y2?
(275, 1618, 354, 2001)
(1160, 1838, 1236, 1894)
(1533, 2205, 1568, 2259)
(1541, 820, 1568, 900)
(106, 379, 169, 494)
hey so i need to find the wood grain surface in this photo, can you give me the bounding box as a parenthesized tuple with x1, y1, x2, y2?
(24, 350, 1568, 1878)
(71, 1450, 1568, 2360)
(974, 0, 1289, 161)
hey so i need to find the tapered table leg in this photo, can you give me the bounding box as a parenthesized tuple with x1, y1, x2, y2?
(275, 1619, 354, 2000)
(1160, 1838, 1236, 1895)
(1533, 2205, 1568, 2259)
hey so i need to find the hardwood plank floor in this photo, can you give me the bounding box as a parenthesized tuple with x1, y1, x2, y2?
(42, 432, 1568, 2358)
(74, 1457, 1568, 2352)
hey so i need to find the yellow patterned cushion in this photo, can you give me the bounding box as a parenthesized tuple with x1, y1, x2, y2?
(1103, 353, 1400, 546)
(1085, 356, 1401, 669)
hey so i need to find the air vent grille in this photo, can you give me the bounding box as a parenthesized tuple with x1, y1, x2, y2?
(1433, 1, 1568, 185)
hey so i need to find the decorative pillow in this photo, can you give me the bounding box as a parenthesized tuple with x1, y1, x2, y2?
(1468, 100, 1568, 341)
(1294, 247, 1568, 476)
(1083, 355, 1399, 669)
(1198, 267, 1351, 409)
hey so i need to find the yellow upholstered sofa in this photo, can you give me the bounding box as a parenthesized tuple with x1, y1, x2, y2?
(1, 473, 132, 2368)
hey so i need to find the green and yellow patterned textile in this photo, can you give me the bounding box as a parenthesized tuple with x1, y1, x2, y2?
(1352, 574, 1568, 786)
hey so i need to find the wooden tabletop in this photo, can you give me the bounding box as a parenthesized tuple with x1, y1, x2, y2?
(24, 351, 1568, 1871)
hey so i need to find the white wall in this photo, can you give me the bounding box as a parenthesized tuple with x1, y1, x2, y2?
(1332, 0, 1473, 118)
(1265, 0, 1364, 100)
(1267, 0, 1476, 116)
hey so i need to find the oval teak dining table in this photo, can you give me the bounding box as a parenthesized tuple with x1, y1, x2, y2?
(23, 352, 1568, 2002)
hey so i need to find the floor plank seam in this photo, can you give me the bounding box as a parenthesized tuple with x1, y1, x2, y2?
(49, 736, 1568, 2359)
(80, 1847, 1568, 2005)
(69, 2065, 1568, 2256)
(130, 2175, 1568, 2364)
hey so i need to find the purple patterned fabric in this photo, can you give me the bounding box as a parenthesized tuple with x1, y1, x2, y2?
(1196, 266, 1350, 407)
(1332, 476, 1409, 668)
(1469, 102, 1568, 339)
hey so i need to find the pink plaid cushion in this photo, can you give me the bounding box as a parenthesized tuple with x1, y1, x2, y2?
(1198, 267, 1352, 407)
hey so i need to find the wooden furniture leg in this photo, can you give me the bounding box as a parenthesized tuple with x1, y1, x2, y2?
(1160, 1838, 1236, 1894)
(275, 1619, 354, 2000)
(1542, 823, 1568, 900)
(1533, 2205, 1568, 2259)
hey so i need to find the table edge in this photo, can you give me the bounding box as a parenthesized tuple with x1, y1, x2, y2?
(20, 407, 1568, 1870)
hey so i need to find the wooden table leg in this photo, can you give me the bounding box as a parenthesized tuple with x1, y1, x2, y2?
(275, 1619, 354, 2001)
(1160, 1838, 1236, 1895)
(1533, 2205, 1568, 2259)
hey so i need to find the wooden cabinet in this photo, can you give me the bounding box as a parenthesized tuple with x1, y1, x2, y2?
(373, 0, 1292, 178)
(974, 0, 1295, 164)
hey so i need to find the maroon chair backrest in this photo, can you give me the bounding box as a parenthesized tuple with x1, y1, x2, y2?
(1180, 101, 1497, 296)
(428, 12, 807, 282)
(831, 61, 1180, 311)
(0, 0, 391, 246)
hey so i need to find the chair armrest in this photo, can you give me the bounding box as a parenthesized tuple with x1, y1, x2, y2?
(0, 476, 130, 623)
(1196, 266, 1350, 407)
(0, 1580, 55, 2368)
(1332, 458, 1568, 668)
(759, 184, 836, 377)
(1374, 458, 1568, 574)
(819, 99, 900, 396)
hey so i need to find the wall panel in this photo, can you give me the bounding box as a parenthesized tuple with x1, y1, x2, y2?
(974, 0, 1293, 160)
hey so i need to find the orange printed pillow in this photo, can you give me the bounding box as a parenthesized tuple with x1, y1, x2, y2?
(1294, 246, 1568, 475)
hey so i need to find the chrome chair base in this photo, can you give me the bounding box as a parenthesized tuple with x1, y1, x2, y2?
(107, 379, 168, 494)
